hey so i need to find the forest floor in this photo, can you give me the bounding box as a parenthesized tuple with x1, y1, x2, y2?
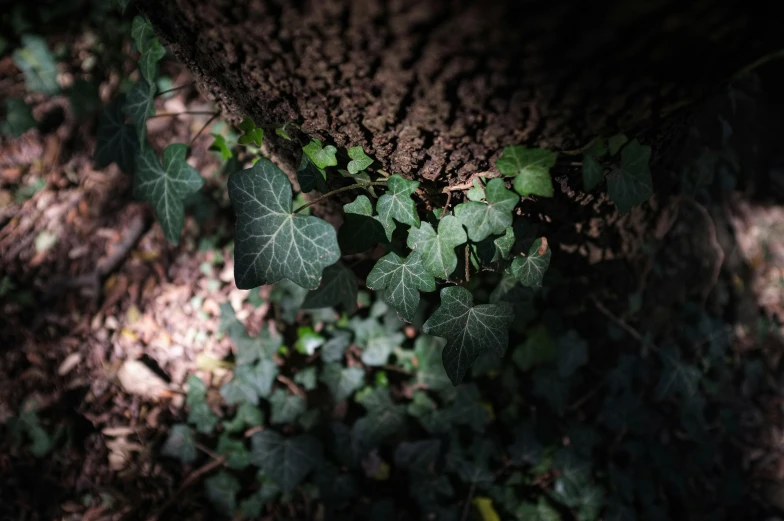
(3, 19, 784, 521)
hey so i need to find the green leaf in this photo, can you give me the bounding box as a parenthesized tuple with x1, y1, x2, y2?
(135, 144, 204, 244)
(275, 126, 293, 141)
(269, 389, 306, 425)
(220, 360, 278, 404)
(516, 498, 562, 521)
(115, 0, 130, 12)
(321, 363, 365, 401)
(367, 252, 435, 322)
(297, 154, 329, 193)
(186, 375, 218, 434)
(124, 80, 156, 145)
(608, 133, 629, 156)
(1, 98, 36, 137)
(228, 158, 340, 290)
(352, 388, 406, 449)
(223, 402, 264, 434)
(132, 17, 156, 54)
(496, 146, 557, 197)
(582, 155, 603, 192)
(510, 237, 551, 288)
(406, 215, 467, 280)
(295, 326, 324, 355)
(321, 331, 351, 363)
(12, 35, 59, 95)
(606, 139, 653, 214)
(557, 330, 589, 378)
(454, 178, 518, 242)
(338, 195, 387, 253)
(493, 226, 515, 262)
(294, 366, 318, 391)
(161, 424, 197, 464)
(423, 286, 514, 385)
(139, 39, 165, 84)
(220, 302, 282, 364)
(302, 263, 357, 312)
(361, 332, 404, 366)
(303, 139, 338, 169)
(251, 430, 323, 494)
(466, 178, 485, 202)
(94, 96, 139, 174)
(376, 174, 420, 241)
(210, 134, 232, 161)
(347, 146, 374, 174)
(654, 348, 700, 400)
(412, 335, 451, 390)
(238, 118, 264, 147)
(512, 325, 556, 371)
(217, 433, 253, 469)
(204, 470, 240, 516)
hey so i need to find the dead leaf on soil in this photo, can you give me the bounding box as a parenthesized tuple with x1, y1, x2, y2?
(116, 359, 169, 399)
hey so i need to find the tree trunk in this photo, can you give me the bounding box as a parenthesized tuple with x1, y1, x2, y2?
(135, 0, 779, 186)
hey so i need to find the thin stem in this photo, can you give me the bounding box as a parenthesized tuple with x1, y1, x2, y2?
(155, 82, 195, 97)
(460, 483, 476, 521)
(441, 190, 452, 219)
(292, 181, 388, 214)
(189, 112, 220, 147)
(148, 110, 217, 119)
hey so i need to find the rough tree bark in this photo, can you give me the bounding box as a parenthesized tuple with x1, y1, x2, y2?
(135, 0, 779, 187)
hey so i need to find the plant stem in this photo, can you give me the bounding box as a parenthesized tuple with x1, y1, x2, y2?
(460, 483, 476, 521)
(155, 82, 195, 97)
(189, 112, 220, 146)
(148, 110, 218, 119)
(292, 181, 388, 214)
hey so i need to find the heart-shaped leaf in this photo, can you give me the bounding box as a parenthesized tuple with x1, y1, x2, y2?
(423, 286, 514, 385)
(607, 139, 652, 214)
(135, 144, 204, 244)
(12, 35, 59, 95)
(251, 430, 323, 494)
(297, 154, 329, 193)
(376, 174, 420, 241)
(228, 158, 340, 290)
(139, 39, 165, 84)
(302, 263, 358, 312)
(347, 146, 373, 174)
(238, 118, 264, 147)
(496, 145, 557, 197)
(124, 80, 155, 145)
(366, 252, 435, 322)
(510, 237, 551, 287)
(454, 178, 518, 242)
(406, 215, 467, 280)
(269, 389, 306, 425)
(94, 96, 139, 174)
(338, 195, 387, 253)
(321, 364, 365, 402)
(303, 139, 338, 169)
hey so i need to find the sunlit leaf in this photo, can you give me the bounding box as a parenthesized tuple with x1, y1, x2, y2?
(406, 215, 466, 280)
(455, 178, 518, 242)
(347, 146, 373, 174)
(12, 35, 59, 95)
(376, 174, 420, 241)
(510, 237, 551, 288)
(210, 134, 232, 161)
(303, 138, 338, 169)
(496, 146, 557, 197)
(367, 252, 435, 322)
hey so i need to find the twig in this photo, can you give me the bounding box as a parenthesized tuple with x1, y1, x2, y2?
(460, 483, 476, 521)
(592, 297, 657, 351)
(155, 82, 195, 97)
(464, 245, 470, 282)
(441, 190, 452, 219)
(292, 181, 388, 214)
(277, 374, 306, 398)
(443, 172, 496, 193)
(189, 112, 221, 147)
(148, 111, 217, 119)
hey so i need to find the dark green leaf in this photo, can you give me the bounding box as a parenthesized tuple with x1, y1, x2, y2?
(12, 35, 59, 95)
(493, 226, 515, 262)
(302, 263, 357, 312)
(94, 96, 139, 174)
(303, 139, 337, 169)
(454, 178, 518, 242)
(395, 439, 441, 471)
(608, 133, 629, 156)
(294, 366, 318, 391)
(161, 424, 196, 463)
(1, 98, 36, 137)
(251, 430, 323, 494)
(217, 433, 252, 469)
(516, 498, 561, 521)
(361, 332, 404, 366)
(228, 158, 340, 290)
(223, 402, 264, 434)
(220, 302, 282, 364)
(412, 335, 451, 391)
(186, 375, 217, 434)
(510, 237, 551, 287)
(115, 0, 130, 12)
(321, 363, 365, 401)
(204, 470, 240, 516)
(220, 359, 278, 404)
(352, 388, 406, 449)
(135, 144, 204, 244)
(606, 139, 653, 214)
(582, 155, 603, 192)
(269, 389, 306, 425)
(124, 80, 155, 145)
(557, 330, 589, 378)
(376, 174, 420, 241)
(423, 286, 514, 385)
(68, 79, 101, 119)
(139, 39, 165, 84)
(296, 154, 328, 193)
(131, 16, 156, 54)
(347, 146, 373, 174)
(338, 195, 387, 253)
(533, 368, 570, 415)
(406, 215, 467, 280)
(654, 348, 700, 400)
(367, 252, 435, 322)
(512, 325, 557, 371)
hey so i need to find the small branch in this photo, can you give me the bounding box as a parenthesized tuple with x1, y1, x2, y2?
(443, 172, 496, 193)
(148, 111, 218, 119)
(190, 112, 221, 147)
(441, 190, 452, 219)
(592, 297, 657, 351)
(155, 82, 194, 97)
(292, 181, 388, 214)
(460, 483, 477, 521)
(277, 375, 306, 398)
(464, 245, 470, 282)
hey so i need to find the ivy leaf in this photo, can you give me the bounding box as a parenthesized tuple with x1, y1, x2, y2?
(466, 178, 485, 202)
(275, 126, 293, 141)
(347, 146, 373, 174)
(338, 195, 387, 253)
(204, 470, 240, 516)
(228, 158, 340, 290)
(135, 144, 204, 244)
(654, 348, 700, 400)
(423, 286, 514, 385)
(269, 389, 306, 425)
(251, 430, 323, 494)
(186, 375, 218, 434)
(412, 335, 451, 391)
(1, 98, 36, 137)
(493, 226, 515, 262)
(238, 118, 264, 147)
(161, 424, 197, 464)
(94, 96, 139, 174)
(139, 39, 165, 84)
(321, 331, 351, 363)
(294, 366, 318, 391)
(366, 252, 436, 322)
(557, 330, 589, 378)
(454, 178, 518, 242)
(303, 139, 338, 169)
(220, 360, 278, 404)
(510, 237, 551, 288)
(321, 363, 365, 402)
(582, 155, 603, 192)
(608, 133, 629, 156)
(302, 263, 357, 313)
(209, 134, 233, 161)
(12, 35, 59, 95)
(607, 139, 653, 214)
(496, 146, 557, 197)
(115, 0, 130, 12)
(361, 332, 405, 367)
(223, 402, 264, 434)
(217, 433, 253, 469)
(297, 154, 329, 193)
(124, 80, 155, 145)
(132, 16, 156, 53)
(352, 388, 406, 449)
(376, 174, 420, 241)
(406, 215, 467, 280)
